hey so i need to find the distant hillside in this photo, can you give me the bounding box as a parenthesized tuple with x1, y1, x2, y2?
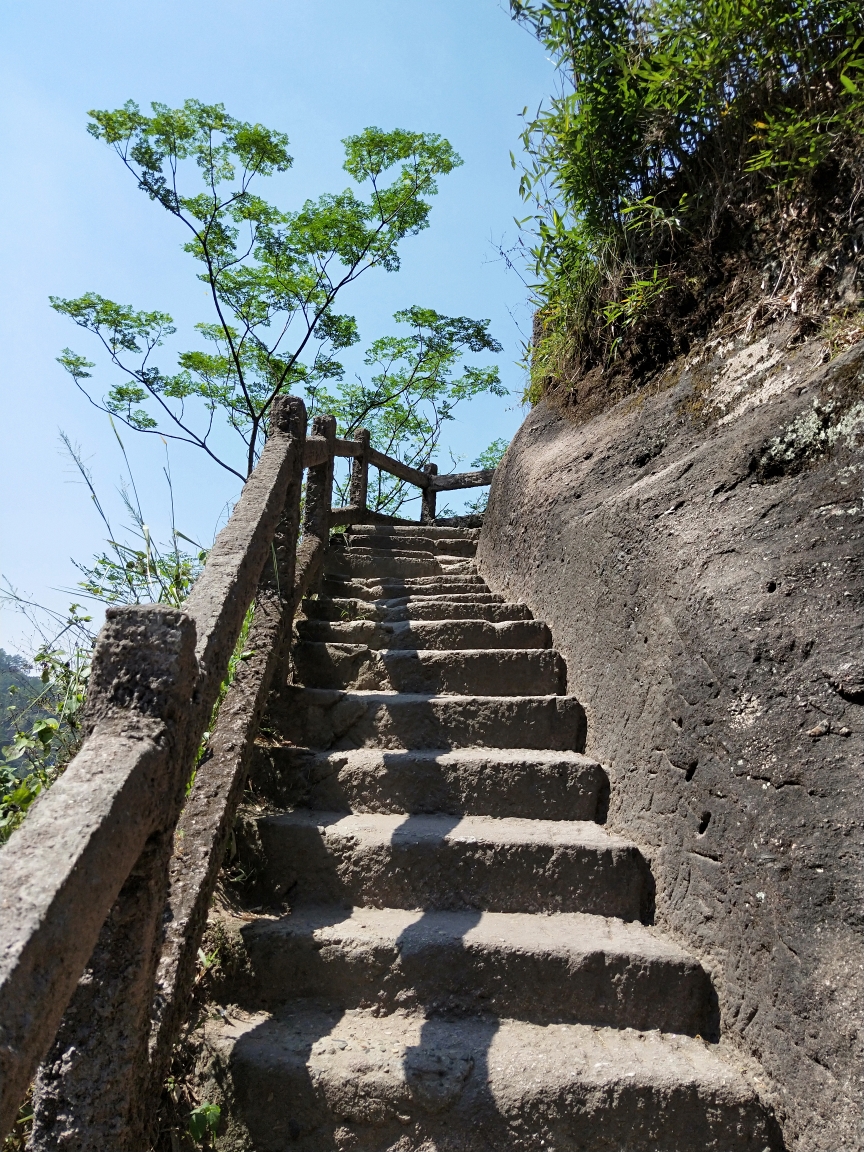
(0, 649, 44, 749)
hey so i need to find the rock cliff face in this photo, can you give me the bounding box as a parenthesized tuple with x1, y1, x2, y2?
(478, 326, 864, 1152)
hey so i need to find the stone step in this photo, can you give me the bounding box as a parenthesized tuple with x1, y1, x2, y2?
(378, 600, 533, 623)
(323, 576, 489, 601)
(437, 562, 478, 576)
(343, 551, 476, 571)
(301, 597, 533, 624)
(342, 546, 437, 559)
(205, 1008, 782, 1152)
(254, 746, 607, 820)
(347, 534, 477, 557)
(347, 530, 476, 544)
(357, 573, 487, 583)
(328, 575, 486, 589)
(296, 618, 552, 651)
(269, 688, 587, 751)
(326, 554, 443, 579)
(378, 591, 504, 603)
(349, 524, 480, 539)
(255, 812, 652, 920)
(293, 645, 567, 695)
(237, 907, 717, 1035)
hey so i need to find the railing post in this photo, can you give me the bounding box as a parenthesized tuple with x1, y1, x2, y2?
(291, 414, 337, 609)
(303, 414, 336, 540)
(349, 427, 370, 516)
(421, 463, 438, 524)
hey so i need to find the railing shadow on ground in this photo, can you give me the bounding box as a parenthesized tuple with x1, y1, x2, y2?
(0, 397, 497, 1150)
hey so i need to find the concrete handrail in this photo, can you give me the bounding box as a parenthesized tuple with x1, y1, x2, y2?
(0, 399, 498, 1148)
(0, 394, 307, 1145)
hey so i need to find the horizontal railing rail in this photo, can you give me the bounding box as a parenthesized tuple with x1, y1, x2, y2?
(0, 400, 499, 1150)
(430, 466, 496, 491)
(309, 434, 495, 495)
(366, 445, 430, 489)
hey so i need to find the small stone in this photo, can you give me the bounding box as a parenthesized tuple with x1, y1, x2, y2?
(807, 720, 831, 738)
(839, 726, 851, 737)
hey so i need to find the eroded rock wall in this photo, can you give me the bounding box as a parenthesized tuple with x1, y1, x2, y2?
(478, 329, 864, 1152)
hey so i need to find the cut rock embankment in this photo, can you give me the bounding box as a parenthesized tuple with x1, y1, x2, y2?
(479, 323, 864, 1152)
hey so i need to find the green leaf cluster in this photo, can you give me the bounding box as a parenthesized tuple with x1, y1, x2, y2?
(53, 101, 467, 481)
(471, 438, 511, 471)
(463, 437, 511, 514)
(0, 605, 94, 844)
(188, 1101, 220, 1143)
(0, 649, 42, 749)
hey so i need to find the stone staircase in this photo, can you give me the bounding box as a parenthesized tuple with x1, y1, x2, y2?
(203, 525, 782, 1151)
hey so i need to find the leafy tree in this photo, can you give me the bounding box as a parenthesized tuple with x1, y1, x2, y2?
(471, 438, 510, 472)
(50, 100, 501, 483)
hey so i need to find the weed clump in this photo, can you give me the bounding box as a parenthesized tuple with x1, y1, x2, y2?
(511, 0, 864, 413)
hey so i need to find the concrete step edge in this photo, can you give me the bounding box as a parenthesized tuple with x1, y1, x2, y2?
(204, 1009, 782, 1151)
(238, 905, 717, 1035)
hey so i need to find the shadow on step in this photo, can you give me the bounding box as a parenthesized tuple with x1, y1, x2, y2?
(396, 909, 501, 1149)
(266, 686, 589, 755)
(246, 811, 655, 920)
(250, 745, 609, 823)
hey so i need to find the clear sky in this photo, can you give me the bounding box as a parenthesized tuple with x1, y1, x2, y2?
(0, 0, 552, 652)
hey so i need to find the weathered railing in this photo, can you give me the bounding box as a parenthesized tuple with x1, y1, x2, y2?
(0, 397, 496, 1150)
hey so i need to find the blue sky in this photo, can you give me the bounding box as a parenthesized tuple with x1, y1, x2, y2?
(0, 0, 552, 652)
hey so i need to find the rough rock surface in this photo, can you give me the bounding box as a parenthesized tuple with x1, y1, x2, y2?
(478, 324, 864, 1152)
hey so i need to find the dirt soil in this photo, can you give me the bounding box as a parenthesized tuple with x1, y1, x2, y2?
(478, 321, 864, 1152)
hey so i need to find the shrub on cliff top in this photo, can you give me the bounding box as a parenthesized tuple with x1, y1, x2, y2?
(512, 0, 864, 405)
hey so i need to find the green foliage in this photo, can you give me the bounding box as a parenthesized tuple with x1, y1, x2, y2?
(0, 428, 254, 846)
(602, 267, 670, 357)
(464, 438, 510, 514)
(0, 424, 207, 844)
(311, 307, 505, 515)
(188, 1101, 220, 1143)
(0, 649, 42, 748)
(511, 0, 864, 393)
(75, 542, 204, 608)
(53, 100, 464, 480)
(0, 601, 95, 844)
(472, 438, 510, 471)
